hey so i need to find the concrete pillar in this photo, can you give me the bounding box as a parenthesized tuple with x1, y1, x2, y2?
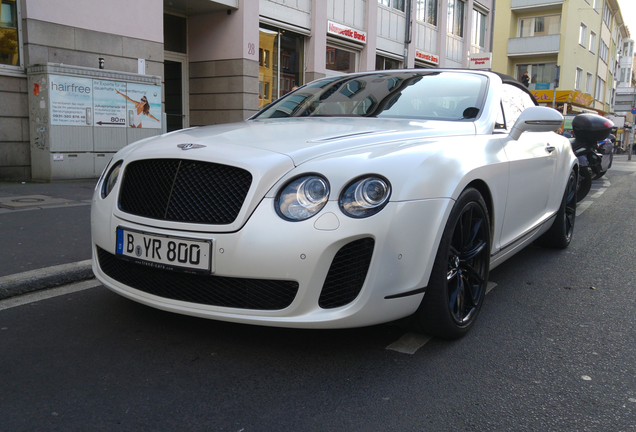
(306, 0, 328, 82)
(188, 0, 260, 125)
(360, 1, 378, 71)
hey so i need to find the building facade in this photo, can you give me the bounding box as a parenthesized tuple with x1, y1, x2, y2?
(491, 0, 627, 123)
(0, 0, 495, 181)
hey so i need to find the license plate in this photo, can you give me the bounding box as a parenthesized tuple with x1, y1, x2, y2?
(116, 227, 212, 275)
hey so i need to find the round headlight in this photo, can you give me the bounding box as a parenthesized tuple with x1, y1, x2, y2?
(340, 176, 391, 218)
(276, 175, 330, 221)
(101, 161, 123, 199)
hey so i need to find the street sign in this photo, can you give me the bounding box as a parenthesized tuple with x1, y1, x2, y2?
(631, 108, 636, 115)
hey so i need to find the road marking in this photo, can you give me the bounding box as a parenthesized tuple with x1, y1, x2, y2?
(386, 282, 498, 354)
(577, 179, 610, 216)
(386, 332, 433, 354)
(0, 279, 100, 311)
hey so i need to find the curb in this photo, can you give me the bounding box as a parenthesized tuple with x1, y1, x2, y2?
(0, 260, 94, 300)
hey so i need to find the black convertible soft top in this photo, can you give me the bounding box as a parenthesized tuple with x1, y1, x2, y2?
(491, 71, 540, 105)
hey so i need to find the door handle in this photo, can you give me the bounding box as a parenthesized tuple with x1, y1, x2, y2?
(546, 145, 556, 153)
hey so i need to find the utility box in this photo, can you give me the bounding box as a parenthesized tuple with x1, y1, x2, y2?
(27, 63, 162, 181)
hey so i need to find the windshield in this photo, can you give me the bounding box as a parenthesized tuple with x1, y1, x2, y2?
(253, 71, 488, 121)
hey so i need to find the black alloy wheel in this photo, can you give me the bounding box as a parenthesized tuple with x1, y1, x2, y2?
(411, 188, 490, 339)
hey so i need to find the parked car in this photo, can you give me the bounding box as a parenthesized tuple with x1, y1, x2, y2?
(91, 70, 578, 339)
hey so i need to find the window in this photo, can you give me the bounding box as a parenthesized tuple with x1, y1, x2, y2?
(621, 68, 627, 83)
(586, 72, 593, 94)
(516, 63, 557, 85)
(600, 40, 608, 63)
(606, 81, 612, 104)
(595, 76, 605, 100)
(379, 0, 405, 12)
(258, 26, 305, 108)
(575, 67, 583, 90)
(326, 45, 357, 74)
(447, 0, 465, 37)
(501, 84, 536, 130)
(602, 1, 611, 27)
(376, 55, 401, 70)
(472, 9, 487, 48)
(0, 0, 21, 69)
(594, 0, 600, 12)
(589, 31, 596, 53)
(518, 15, 560, 37)
(579, 23, 587, 47)
(392, 0, 405, 12)
(416, 0, 438, 26)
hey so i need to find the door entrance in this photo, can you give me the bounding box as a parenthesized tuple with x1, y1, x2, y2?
(164, 55, 188, 132)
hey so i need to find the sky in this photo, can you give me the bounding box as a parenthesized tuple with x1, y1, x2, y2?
(617, 0, 636, 40)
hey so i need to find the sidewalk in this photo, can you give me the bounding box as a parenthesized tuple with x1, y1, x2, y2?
(0, 179, 97, 299)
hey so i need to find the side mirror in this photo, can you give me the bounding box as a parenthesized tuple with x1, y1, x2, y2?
(509, 106, 564, 141)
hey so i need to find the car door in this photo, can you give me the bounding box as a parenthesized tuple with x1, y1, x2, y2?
(499, 84, 559, 249)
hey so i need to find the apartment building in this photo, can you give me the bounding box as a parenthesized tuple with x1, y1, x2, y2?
(0, 0, 494, 180)
(491, 0, 627, 121)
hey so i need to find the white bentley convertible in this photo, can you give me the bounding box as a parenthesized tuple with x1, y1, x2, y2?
(91, 70, 578, 339)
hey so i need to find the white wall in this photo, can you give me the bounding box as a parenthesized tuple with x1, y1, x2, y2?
(22, 0, 163, 42)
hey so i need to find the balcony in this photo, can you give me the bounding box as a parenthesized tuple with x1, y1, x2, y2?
(507, 35, 560, 57)
(511, 0, 564, 11)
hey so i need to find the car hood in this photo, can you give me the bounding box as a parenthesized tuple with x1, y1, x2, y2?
(128, 117, 476, 166)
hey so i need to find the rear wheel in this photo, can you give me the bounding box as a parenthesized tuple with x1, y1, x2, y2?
(411, 188, 490, 340)
(536, 169, 577, 249)
(577, 167, 592, 202)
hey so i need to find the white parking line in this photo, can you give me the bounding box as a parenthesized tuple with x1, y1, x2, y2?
(0, 279, 100, 311)
(386, 282, 498, 354)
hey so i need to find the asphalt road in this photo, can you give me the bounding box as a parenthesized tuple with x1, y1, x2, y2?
(2, 166, 636, 431)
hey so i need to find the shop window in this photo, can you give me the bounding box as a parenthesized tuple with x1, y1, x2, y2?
(376, 55, 401, 70)
(326, 46, 357, 74)
(0, 0, 21, 69)
(259, 26, 305, 108)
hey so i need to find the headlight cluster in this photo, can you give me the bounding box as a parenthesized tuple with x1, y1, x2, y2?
(340, 176, 391, 218)
(276, 174, 391, 221)
(101, 161, 123, 199)
(276, 175, 330, 221)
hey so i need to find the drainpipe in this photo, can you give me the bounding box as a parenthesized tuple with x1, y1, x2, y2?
(404, 0, 412, 66)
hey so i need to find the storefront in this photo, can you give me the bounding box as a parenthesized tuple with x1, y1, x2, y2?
(258, 24, 305, 108)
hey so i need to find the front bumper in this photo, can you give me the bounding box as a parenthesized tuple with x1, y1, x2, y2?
(92, 193, 453, 329)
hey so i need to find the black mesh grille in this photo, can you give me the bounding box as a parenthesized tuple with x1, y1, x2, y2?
(97, 247, 298, 310)
(119, 159, 252, 224)
(318, 238, 375, 309)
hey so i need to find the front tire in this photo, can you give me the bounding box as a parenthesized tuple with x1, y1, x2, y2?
(411, 188, 490, 340)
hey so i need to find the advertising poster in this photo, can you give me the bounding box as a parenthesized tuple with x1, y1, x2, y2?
(49, 75, 93, 126)
(120, 83, 162, 129)
(93, 79, 127, 127)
